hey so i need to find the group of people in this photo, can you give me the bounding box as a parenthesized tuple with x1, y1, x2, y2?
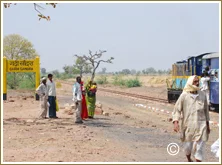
(36, 73, 219, 162)
(72, 76, 97, 124)
(36, 74, 97, 124)
(172, 74, 219, 162)
(36, 74, 58, 119)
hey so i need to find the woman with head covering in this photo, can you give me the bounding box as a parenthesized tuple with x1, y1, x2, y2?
(36, 77, 48, 119)
(172, 75, 210, 162)
(85, 80, 97, 118)
(80, 81, 88, 120)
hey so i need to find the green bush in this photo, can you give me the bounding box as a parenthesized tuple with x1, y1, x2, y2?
(60, 73, 74, 80)
(112, 75, 124, 86)
(7, 73, 35, 89)
(112, 75, 141, 88)
(19, 78, 35, 89)
(96, 76, 108, 84)
(125, 78, 141, 87)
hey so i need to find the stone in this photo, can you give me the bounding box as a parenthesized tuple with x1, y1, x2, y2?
(68, 111, 74, 115)
(102, 112, 109, 116)
(113, 112, 122, 115)
(64, 103, 70, 107)
(26, 119, 34, 123)
(65, 106, 72, 111)
(70, 104, 76, 109)
(95, 108, 103, 115)
(167, 117, 173, 122)
(96, 103, 102, 108)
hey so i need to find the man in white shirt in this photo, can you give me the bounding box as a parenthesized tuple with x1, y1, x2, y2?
(47, 74, 58, 119)
(73, 76, 83, 124)
(200, 72, 210, 105)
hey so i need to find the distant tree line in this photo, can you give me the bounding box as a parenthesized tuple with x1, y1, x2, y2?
(97, 67, 171, 75)
(43, 66, 171, 79)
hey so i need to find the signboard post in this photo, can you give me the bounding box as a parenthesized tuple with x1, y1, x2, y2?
(3, 57, 7, 100)
(3, 56, 40, 100)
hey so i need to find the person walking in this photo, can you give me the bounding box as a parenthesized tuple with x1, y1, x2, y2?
(172, 75, 210, 162)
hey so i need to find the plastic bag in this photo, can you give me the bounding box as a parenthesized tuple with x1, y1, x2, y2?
(47, 102, 50, 107)
(211, 138, 219, 158)
(55, 99, 59, 112)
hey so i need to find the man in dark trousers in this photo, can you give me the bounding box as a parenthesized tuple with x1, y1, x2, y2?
(47, 74, 58, 118)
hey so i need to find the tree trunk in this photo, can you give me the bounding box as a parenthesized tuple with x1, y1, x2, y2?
(80, 69, 83, 78)
(91, 69, 96, 82)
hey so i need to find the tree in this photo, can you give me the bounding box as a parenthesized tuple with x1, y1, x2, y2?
(4, 3, 57, 21)
(63, 65, 70, 74)
(131, 69, 137, 75)
(3, 34, 39, 89)
(167, 68, 172, 75)
(52, 70, 60, 78)
(136, 71, 141, 76)
(4, 34, 39, 60)
(101, 68, 107, 74)
(73, 57, 92, 77)
(121, 69, 131, 75)
(157, 69, 163, 75)
(41, 68, 46, 74)
(74, 50, 114, 81)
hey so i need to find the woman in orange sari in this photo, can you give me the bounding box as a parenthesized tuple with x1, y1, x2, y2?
(81, 81, 88, 120)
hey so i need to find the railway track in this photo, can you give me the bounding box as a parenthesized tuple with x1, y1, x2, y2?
(57, 80, 170, 104)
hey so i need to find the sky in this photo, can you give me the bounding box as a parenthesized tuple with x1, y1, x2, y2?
(3, 2, 220, 73)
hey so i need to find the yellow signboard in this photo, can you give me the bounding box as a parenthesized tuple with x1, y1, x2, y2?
(7, 60, 36, 72)
(3, 56, 40, 100)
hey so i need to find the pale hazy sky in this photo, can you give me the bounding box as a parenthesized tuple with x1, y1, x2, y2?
(3, 2, 220, 73)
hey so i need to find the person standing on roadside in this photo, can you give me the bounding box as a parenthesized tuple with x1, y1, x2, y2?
(200, 72, 210, 106)
(36, 77, 48, 119)
(47, 74, 58, 119)
(73, 76, 83, 124)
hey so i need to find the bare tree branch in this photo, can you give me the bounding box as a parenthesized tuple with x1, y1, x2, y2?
(73, 50, 114, 81)
(4, 3, 57, 21)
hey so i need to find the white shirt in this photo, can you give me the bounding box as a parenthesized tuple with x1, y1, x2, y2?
(47, 80, 56, 96)
(200, 77, 210, 91)
(36, 83, 48, 100)
(73, 82, 82, 102)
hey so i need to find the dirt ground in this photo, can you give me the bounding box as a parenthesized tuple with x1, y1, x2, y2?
(3, 82, 219, 162)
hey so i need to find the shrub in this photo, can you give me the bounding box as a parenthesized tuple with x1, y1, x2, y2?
(112, 75, 141, 88)
(112, 75, 125, 86)
(96, 76, 108, 84)
(56, 82, 62, 88)
(125, 78, 141, 88)
(19, 78, 35, 89)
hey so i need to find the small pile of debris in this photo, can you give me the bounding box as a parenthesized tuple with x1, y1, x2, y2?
(62, 103, 74, 115)
(95, 102, 103, 115)
(61, 102, 109, 116)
